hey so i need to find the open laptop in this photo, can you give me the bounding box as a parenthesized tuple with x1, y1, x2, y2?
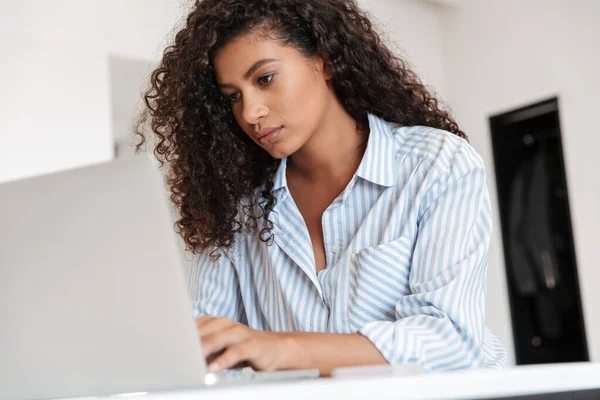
(0, 155, 318, 400)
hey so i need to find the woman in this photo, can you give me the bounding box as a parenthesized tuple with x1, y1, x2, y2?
(135, 0, 507, 376)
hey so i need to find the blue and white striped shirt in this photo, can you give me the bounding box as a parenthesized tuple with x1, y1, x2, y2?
(188, 113, 507, 371)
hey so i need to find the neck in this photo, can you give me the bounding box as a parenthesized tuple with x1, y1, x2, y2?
(288, 104, 368, 185)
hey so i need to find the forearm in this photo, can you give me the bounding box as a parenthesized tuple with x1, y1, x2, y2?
(278, 332, 387, 376)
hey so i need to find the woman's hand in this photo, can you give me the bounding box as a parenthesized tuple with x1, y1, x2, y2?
(196, 315, 386, 376)
(196, 315, 301, 373)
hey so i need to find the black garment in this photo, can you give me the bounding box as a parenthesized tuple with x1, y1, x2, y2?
(507, 143, 563, 338)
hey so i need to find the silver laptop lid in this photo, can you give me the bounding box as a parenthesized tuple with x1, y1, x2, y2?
(0, 156, 206, 400)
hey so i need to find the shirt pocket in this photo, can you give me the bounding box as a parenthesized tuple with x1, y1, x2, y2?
(347, 236, 413, 331)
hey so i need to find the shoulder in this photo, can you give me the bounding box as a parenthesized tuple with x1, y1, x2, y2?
(390, 125, 486, 178)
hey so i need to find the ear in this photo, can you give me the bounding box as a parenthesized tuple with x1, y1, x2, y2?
(323, 63, 333, 80)
(314, 54, 332, 80)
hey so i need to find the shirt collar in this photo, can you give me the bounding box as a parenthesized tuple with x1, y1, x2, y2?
(271, 112, 398, 193)
(355, 112, 399, 187)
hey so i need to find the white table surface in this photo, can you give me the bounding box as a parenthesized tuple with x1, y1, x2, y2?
(103, 362, 600, 400)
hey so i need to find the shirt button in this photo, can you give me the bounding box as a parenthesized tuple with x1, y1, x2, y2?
(331, 245, 340, 253)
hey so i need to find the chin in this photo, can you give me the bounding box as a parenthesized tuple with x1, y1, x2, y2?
(263, 139, 300, 160)
(265, 147, 292, 160)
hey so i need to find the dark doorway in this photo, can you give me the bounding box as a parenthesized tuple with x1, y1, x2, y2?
(489, 98, 588, 365)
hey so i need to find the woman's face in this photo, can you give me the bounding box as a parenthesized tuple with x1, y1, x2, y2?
(213, 31, 333, 159)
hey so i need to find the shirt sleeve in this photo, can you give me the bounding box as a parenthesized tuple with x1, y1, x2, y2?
(187, 246, 247, 324)
(358, 144, 500, 370)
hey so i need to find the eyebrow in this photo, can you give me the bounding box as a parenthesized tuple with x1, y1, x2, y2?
(218, 58, 280, 89)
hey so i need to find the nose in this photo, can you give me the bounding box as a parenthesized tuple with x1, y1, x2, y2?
(241, 93, 269, 126)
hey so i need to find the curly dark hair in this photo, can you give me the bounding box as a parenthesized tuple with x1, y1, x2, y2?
(134, 0, 466, 260)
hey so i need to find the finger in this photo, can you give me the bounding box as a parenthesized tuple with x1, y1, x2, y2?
(208, 340, 258, 373)
(206, 349, 225, 365)
(207, 351, 249, 370)
(196, 316, 235, 337)
(201, 324, 250, 358)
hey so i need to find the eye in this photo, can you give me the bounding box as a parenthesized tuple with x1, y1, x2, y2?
(228, 92, 241, 102)
(258, 74, 274, 85)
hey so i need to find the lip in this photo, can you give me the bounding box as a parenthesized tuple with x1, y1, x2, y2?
(257, 126, 284, 145)
(256, 126, 283, 139)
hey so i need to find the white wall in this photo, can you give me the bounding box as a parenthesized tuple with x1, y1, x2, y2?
(439, 0, 600, 364)
(0, 0, 186, 61)
(0, 0, 187, 184)
(0, 36, 113, 183)
(109, 55, 157, 157)
(361, 0, 448, 98)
